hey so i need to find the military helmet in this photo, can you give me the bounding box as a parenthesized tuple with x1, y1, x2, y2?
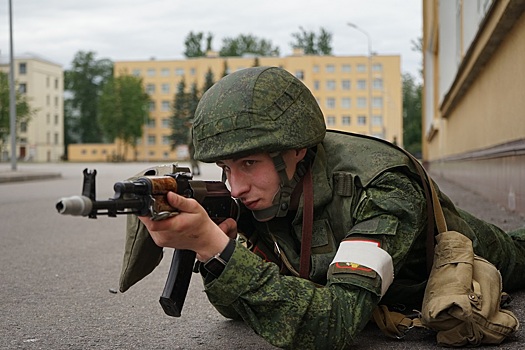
(192, 66, 326, 162)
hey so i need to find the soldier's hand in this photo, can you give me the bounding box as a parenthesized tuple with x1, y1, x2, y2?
(138, 191, 230, 262)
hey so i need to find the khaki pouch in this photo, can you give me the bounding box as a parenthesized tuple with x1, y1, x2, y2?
(420, 230, 519, 346)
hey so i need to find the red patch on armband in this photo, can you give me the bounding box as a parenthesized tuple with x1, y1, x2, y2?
(335, 262, 373, 272)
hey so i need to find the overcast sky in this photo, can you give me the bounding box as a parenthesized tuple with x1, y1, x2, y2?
(1, 0, 422, 79)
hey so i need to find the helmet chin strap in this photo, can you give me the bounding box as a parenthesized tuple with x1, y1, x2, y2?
(252, 149, 315, 222)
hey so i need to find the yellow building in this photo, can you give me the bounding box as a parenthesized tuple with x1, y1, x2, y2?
(422, 0, 525, 214)
(0, 54, 64, 162)
(69, 52, 401, 162)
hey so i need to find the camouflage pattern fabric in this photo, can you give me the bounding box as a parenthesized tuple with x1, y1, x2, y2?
(192, 66, 326, 163)
(202, 131, 525, 349)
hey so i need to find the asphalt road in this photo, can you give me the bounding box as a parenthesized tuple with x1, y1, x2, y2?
(0, 161, 524, 349)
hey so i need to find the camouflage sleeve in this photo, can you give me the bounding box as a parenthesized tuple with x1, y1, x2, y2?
(203, 171, 427, 349)
(203, 243, 378, 349)
(350, 171, 428, 274)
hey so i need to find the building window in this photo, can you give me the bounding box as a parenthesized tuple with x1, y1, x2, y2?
(162, 118, 170, 128)
(132, 69, 141, 76)
(55, 79, 59, 89)
(18, 83, 27, 94)
(373, 78, 383, 90)
(357, 64, 366, 73)
(313, 65, 319, 73)
(357, 97, 367, 108)
(313, 80, 320, 90)
(149, 101, 155, 111)
(326, 80, 336, 90)
(161, 83, 170, 94)
(162, 135, 171, 145)
(161, 68, 170, 76)
(342, 116, 351, 125)
(326, 64, 335, 73)
(342, 64, 351, 73)
(161, 101, 170, 111)
(295, 70, 304, 80)
(55, 96, 59, 106)
(147, 68, 156, 77)
(357, 80, 367, 90)
(147, 135, 156, 145)
(146, 84, 155, 94)
(372, 115, 383, 126)
(357, 115, 367, 125)
(54, 133, 59, 145)
(20, 122, 27, 132)
(372, 63, 383, 72)
(341, 97, 351, 109)
(341, 80, 351, 90)
(147, 119, 155, 128)
(190, 68, 196, 76)
(54, 114, 59, 125)
(19, 62, 27, 74)
(175, 68, 184, 76)
(326, 98, 336, 109)
(372, 97, 383, 108)
(326, 116, 336, 126)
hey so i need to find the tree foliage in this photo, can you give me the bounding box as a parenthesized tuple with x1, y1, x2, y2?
(203, 68, 215, 93)
(170, 79, 191, 148)
(219, 34, 280, 57)
(64, 51, 113, 144)
(0, 72, 34, 155)
(98, 74, 150, 160)
(290, 27, 333, 55)
(402, 73, 422, 157)
(184, 31, 214, 58)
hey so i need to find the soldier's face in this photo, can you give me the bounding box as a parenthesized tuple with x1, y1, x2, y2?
(216, 150, 306, 211)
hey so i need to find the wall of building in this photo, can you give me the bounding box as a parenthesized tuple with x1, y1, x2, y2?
(423, 0, 525, 215)
(0, 55, 64, 162)
(69, 54, 402, 163)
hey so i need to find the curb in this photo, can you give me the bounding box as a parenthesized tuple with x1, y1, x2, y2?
(0, 172, 62, 183)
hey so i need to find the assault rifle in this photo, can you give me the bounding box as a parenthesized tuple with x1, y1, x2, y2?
(55, 165, 239, 317)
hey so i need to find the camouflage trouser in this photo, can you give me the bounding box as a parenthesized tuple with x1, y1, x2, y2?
(454, 208, 525, 292)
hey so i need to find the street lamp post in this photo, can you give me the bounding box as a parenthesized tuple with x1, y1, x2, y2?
(8, 0, 17, 170)
(347, 22, 373, 137)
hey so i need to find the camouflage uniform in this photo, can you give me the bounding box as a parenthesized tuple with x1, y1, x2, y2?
(201, 131, 525, 349)
(121, 66, 525, 350)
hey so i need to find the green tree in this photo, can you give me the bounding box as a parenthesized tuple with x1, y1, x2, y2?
(0, 72, 34, 155)
(98, 74, 150, 161)
(290, 27, 333, 55)
(64, 51, 113, 145)
(184, 31, 214, 58)
(402, 73, 422, 157)
(221, 60, 229, 77)
(170, 78, 191, 148)
(203, 67, 215, 93)
(184, 31, 205, 58)
(219, 34, 279, 57)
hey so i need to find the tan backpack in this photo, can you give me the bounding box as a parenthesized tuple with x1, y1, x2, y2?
(372, 153, 519, 346)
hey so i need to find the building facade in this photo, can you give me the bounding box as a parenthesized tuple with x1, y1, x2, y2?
(68, 53, 402, 162)
(0, 54, 64, 162)
(422, 0, 525, 214)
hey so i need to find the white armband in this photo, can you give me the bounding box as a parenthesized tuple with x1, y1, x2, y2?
(330, 239, 394, 297)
